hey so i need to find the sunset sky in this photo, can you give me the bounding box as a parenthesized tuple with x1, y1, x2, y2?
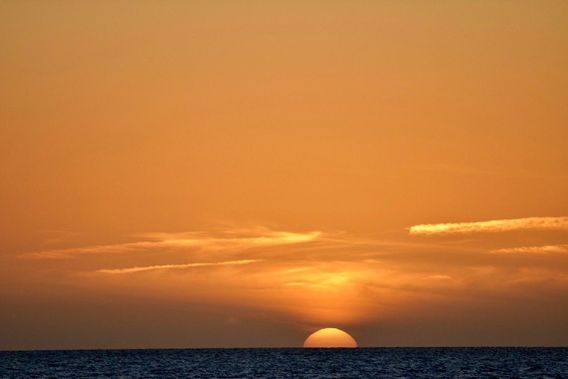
(1, 1, 568, 350)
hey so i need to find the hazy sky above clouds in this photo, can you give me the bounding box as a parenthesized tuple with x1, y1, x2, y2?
(1, 0, 567, 350)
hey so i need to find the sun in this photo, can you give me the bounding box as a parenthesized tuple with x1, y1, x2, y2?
(303, 327, 358, 348)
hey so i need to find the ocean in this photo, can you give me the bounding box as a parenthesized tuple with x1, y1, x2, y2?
(1, 347, 566, 378)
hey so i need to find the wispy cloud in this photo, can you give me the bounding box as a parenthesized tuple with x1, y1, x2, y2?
(22, 228, 323, 259)
(492, 244, 568, 254)
(422, 274, 453, 280)
(409, 217, 568, 236)
(97, 259, 262, 274)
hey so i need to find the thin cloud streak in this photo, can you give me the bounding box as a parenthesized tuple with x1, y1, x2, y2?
(409, 217, 568, 235)
(492, 244, 568, 254)
(21, 229, 323, 259)
(423, 275, 453, 280)
(97, 259, 262, 274)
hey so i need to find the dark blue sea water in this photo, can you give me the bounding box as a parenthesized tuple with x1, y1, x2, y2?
(1, 347, 567, 378)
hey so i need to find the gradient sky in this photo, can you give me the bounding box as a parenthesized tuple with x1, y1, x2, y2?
(1, 0, 568, 350)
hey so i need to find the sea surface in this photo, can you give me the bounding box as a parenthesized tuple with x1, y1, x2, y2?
(0, 347, 567, 378)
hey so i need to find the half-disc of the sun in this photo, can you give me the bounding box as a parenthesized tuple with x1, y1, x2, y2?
(303, 328, 358, 348)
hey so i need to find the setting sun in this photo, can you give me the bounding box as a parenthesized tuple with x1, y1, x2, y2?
(303, 328, 358, 348)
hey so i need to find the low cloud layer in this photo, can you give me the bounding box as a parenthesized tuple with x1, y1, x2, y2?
(7, 220, 568, 348)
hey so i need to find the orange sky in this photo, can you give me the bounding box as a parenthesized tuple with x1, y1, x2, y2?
(1, 1, 568, 350)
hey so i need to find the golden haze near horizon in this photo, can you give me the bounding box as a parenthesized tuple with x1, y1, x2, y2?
(1, 1, 568, 350)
